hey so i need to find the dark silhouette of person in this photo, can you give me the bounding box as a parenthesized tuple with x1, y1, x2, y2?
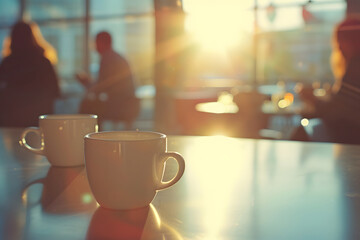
(0, 21, 60, 127)
(77, 31, 138, 129)
(293, 18, 360, 144)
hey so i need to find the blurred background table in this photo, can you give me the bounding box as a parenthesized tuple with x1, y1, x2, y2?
(174, 85, 309, 139)
(1, 127, 360, 240)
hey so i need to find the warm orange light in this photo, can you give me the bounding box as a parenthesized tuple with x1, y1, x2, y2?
(277, 93, 294, 109)
(284, 93, 294, 103)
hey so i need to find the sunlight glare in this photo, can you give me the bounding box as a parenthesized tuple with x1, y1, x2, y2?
(184, 0, 253, 53)
(195, 102, 238, 114)
(183, 137, 253, 239)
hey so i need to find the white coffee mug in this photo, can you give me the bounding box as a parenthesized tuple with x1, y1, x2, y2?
(21, 114, 98, 167)
(84, 131, 185, 210)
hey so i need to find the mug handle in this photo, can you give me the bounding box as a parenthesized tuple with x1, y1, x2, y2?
(20, 127, 45, 155)
(157, 152, 185, 190)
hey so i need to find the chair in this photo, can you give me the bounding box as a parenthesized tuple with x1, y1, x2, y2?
(79, 96, 141, 130)
(233, 91, 270, 138)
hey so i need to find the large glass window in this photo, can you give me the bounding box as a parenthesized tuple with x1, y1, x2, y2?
(0, 0, 153, 115)
(39, 23, 85, 82)
(0, 0, 19, 25)
(0, 0, 348, 116)
(0, 0, 347, 89)
(90, 0, 154, 87)
(26, 0, 84, 19)
(0, 0, 19, 63)
(182, 1, 255, 88)
(91, 0, 153, 16)
(90, 17, 154, 87)
(181, 0, 346, 88)
(18, 0, 154, 92)
(256, 1, 346, 85)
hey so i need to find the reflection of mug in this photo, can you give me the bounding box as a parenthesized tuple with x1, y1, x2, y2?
(84, 131, 185, 210)
(21, 114, 98, 166)
(87, 204, 162, 240)
(23, 166, 97, 214)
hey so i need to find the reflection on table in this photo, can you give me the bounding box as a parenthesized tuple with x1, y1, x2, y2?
(87, 204, 181, 240)
(1, 128, 360, 239)
(22, 166, 97, 214)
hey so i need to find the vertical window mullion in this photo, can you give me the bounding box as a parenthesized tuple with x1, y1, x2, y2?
(85, 0, 90, 74)
(20, 0, 26, 20)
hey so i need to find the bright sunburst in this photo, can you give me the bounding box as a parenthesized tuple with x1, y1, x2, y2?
(183, 0, 254, 53)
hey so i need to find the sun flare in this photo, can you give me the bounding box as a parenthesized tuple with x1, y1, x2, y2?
(183, 0, 254, 53)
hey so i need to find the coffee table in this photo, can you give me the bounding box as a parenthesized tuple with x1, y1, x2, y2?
(1, 127, 359, 239)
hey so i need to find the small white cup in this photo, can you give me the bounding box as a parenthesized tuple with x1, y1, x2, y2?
(21, 114, 98, 167)
(84, 131, 185, 210)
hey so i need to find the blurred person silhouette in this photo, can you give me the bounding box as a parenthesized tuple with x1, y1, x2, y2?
(76, 31, 138, 129)
(0, 21, 60, 127)
(292, 18, 360, 144)
(2, 22, 58, 65)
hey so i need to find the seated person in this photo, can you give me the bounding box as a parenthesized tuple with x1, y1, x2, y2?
(0, 21, 60, 127)
(293, 18, 360, 144)
(76, 31, 139, 129)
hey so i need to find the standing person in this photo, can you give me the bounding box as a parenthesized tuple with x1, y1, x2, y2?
(77, 31, 138, 129)
(293, 18, 360, 144)
(0, 21, 60, 127)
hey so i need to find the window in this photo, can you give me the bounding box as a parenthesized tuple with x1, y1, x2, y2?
(0, 0, 19, 25)
(27, 0, 84, 19)
(0, 0, 348, 99)
(182, 0, 346, 87)
(90, 17, 154, 87)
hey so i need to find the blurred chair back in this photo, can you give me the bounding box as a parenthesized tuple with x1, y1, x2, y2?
(79, 96, 140, 130)
(233, 91, 270, 138)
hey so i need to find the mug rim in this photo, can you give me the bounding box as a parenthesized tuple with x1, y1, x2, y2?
(39, 114, 98, 120)
(85, 131, 166, 142)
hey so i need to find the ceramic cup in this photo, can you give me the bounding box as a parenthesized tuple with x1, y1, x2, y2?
(84, 131, 185, 210)
(21, 114, 98, 167)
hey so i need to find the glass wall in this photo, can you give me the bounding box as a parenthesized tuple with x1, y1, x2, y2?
(0, 0, 19, 26)
(90, 0, 154, 87)
(0, 0, 19, 62)
(27, 0, 84, 19)
(0, 0, 347, 115)
(255, 0, 346, 86)
(90, 17, 154, 87)
(0, 0, 154, 97)
(0, 0, 347, 88)
(182, 0, 346, 87)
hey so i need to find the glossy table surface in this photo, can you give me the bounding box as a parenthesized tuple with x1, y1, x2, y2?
(1, 128, 360, 240)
